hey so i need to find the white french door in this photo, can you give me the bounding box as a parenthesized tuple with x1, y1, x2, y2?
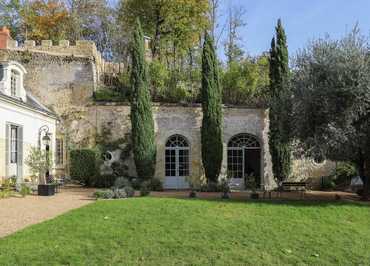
(164, 135, 190, 189)
(6, 124, 23, 180)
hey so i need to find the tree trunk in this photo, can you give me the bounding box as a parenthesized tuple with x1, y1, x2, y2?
(152, 8, 163, 59)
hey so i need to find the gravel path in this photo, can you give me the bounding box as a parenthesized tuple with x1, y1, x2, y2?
(0, 186, 95, 238)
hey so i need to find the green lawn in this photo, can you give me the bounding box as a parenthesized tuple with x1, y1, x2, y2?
(0, 198, 369, 265)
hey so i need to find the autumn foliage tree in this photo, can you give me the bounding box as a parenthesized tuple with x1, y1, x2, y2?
(22, 0, 70, 42)
(119, 0, 209, 61)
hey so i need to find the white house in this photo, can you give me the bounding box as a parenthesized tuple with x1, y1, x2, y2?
(0, 60, 58, 184)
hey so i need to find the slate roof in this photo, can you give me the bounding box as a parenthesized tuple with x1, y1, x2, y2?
(0, 90, 58, 119)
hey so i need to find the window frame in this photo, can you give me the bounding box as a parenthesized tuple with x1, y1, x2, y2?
(10, 125, 18, 164)
(165, 135, 190, 178)
(10, 69, 20, 97)
(55, 138, 64, 166)
(227, 133, 261, 179)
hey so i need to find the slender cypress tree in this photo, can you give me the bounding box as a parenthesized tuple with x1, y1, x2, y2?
(130, 19, 156, 180)
(268, 19, 292, 183)
(201, 33, 223, 183)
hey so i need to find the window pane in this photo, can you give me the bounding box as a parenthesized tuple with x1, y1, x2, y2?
(56, 139, 63, 165)
(165, 147, 189, 177)
(165, 149, 176, 177)
(178, 149, 189, 177)
(10, 70, 19, 97)
(10, 126, 18, 163)
(227, 149, 242, 178)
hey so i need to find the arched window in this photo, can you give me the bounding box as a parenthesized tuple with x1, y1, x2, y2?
(10, 69, 20, 97)
(227, 134, 261, 184)
(165, 135, 189, 177)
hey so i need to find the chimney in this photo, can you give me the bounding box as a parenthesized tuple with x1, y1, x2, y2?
(0, 27, 12, 49)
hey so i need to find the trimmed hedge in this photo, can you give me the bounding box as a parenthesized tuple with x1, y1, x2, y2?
(70, 149, 97, 186)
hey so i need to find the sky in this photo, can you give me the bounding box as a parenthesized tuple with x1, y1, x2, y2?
(217, 0, 370, 59)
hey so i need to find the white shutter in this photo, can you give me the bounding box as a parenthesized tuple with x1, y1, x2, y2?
(5, 124, 9, 178)
(17, 126, 23, 181)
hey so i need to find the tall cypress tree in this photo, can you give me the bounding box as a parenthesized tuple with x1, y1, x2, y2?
(130, 19, 156, 180)
(201, 33, 223, 183)
(268, 19, 292, 183)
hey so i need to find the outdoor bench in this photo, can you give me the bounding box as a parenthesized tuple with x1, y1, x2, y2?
(263, 182, 307, 199)
(280, 182, 307, 198)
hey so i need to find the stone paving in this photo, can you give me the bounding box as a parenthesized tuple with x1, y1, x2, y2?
(0, 186, 95, 238)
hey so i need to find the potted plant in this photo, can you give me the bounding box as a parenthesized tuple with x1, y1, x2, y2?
(220, 178, 230, 199)
(25, 147, 55, 196)
(246, 174, 259, 199)
(186, 175, 201, 198)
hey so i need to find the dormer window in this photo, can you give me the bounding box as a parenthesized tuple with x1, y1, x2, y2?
(11, 70, 19, 97)
(0, 61, 27, 101)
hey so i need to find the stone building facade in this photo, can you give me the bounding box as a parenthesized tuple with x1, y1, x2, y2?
(0, 27, 335, 189)
(88, 104, 275, 189)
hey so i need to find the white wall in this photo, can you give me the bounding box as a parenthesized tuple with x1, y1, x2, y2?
(0, 99, 57, 180)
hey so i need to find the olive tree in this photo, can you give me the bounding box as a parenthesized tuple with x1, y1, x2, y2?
(292, 27, 370, 199)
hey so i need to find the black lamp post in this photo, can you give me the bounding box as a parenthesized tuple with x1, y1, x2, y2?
(37, 125, 55, 196)
(38, 125, 50, 150)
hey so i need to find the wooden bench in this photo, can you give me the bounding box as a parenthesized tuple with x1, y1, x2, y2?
(263, 182, 307, 199)
(280, 182, 307, 198)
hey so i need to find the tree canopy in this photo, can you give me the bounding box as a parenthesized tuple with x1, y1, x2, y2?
(292, 27, 370, 198)
(118, 0, 209, 61)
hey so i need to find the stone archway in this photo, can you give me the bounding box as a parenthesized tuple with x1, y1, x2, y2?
(227, 133, 261, 189)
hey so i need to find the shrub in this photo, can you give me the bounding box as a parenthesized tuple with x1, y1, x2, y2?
(335, 162, 357, 185)
(94, 190, 115, 199)
(93, 87, 127, 102)
(124, 186, 135, 197)
(93, 175, 116, 188)
(200, 181, 221, 192)
(95, 186, 134, 199)
(130, 178, 141, 190)
(70, 149, 97, 186)
(140, 181, 151, 196)
(19, 184, 31, 197)
(220, 179, 230, 194)
(114, 177, 131, 189)
(150, 178, 163, 191)
(320, 176, 336, 191)
(113, 188, 127, 199)
(149, 59, 169, 98)
(163, 78, 192, 103)
(0, 190, 11, 199)
(189, 191, 197, 198)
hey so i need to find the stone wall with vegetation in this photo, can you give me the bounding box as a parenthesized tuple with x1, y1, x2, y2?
(0, 49, 95, 115)
(0, 45, 335, 188)
(72, 103, 275, 189)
